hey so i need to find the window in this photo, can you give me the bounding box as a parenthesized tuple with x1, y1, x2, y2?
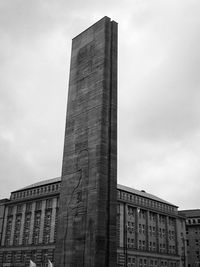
(149, 226, 152, 235)
(7, 217, 13, 231)
(142, 240, 145, 250)
(33, 234, 39, 244)
(17, 204, 22, 213)
(16, 217, 21, 230)
(128, 206, 135, 216)
(152, 226, 156, 236)
(31, 250, 36, 262)
(46, 199, 52, 209)
(5, 237, 10, 246)
(128, 256, 135, 267)
(142, 224, 145, 234)
(26, 202, 32, 212)
(42, 250, 48, 264)
(21, 251, 26, 263)
(139, 240, 142, 250)
(35, 213, 41, 227)
(24, 232, 29, 245)
(14, 235, 19, 245)
(163, 243, 166, 252)
(57, 198, 60, 208)
(44, 234, 50, 244)
(8, 206, 13, 215)
(25, 216, 31, 228)
(36, 201, 42, 210)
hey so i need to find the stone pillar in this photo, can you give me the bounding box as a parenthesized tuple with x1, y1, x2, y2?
(50, 198, 57, 243)
(39, 200, 46, 243)
(166, 216, 169, 254)
(1, 207, 8, 246)
(29, 202, 36, 244)
(19, 204, 26, 245)
(156, 213, 159, 253)
(55, 16, 117, 267)
(146, 211, 149, 251)
(10, 206, 16, 245)
(119, 203, 124, 248)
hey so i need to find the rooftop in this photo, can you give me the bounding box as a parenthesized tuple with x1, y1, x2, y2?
(179, 209, 200, 217)
(12, 177, 176, 207)
(118, 184, 177, 207)
(14, 177, 61, 191)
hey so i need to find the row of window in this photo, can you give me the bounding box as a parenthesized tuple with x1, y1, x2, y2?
(118, 190, 176, 213)
(11, 183, 60, 200)
(8, 198, 57, 215)
(187, 218, 200, 225)
(126, 239, 176, 254)
(127, 256, 178, 267)
(1, 249, 54, 265)
(5, 231, 53, 246)
(126, 222, 176, 239)
(5, 203, 57, 246)
(186, 227, 200, 235)
(126, 206, 176, 226)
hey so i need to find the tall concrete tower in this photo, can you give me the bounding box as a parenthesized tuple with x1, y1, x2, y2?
(55, 16, 117, 267)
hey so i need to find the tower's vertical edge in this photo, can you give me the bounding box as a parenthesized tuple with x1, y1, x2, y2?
(54, 17, 117, 267)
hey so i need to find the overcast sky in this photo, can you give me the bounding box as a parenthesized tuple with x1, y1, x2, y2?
(1, 0, 200, 210)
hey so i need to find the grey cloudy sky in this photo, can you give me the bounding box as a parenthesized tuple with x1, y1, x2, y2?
(1, 0, 200, 210)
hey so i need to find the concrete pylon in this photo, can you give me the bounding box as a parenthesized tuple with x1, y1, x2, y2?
(55, 16, 117, 267)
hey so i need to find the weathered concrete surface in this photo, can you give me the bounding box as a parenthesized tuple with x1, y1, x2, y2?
(55, 16, 117, 267)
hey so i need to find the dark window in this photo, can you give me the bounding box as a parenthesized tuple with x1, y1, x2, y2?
(17, 204, 22, 213)
(26, 202, 32, 212)
(8, 206, 13, 215)
(46, 199, 52, 209)
(36, 201, 42, 210)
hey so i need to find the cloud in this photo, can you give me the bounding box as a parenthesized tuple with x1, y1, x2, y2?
(0, 0, 200, 209)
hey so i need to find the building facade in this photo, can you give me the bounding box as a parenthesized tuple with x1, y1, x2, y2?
(179, 209, 200, 267)
(0, 178, 186, 267)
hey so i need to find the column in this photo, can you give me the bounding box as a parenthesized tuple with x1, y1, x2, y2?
(50, 198, 57, 243)
(39, 200, 46, 243)
(19, 203, 26, 245)
(10, 205, 17, 245)
(1, 207, 8, 246)
(29, 202, 36, 244)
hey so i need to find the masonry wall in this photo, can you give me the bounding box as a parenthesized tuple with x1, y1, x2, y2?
(0, 184, 185, 267)
(55, 16, 117, 267)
